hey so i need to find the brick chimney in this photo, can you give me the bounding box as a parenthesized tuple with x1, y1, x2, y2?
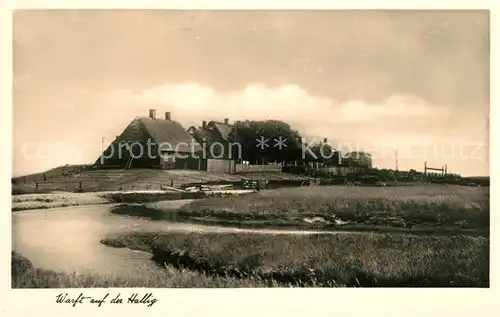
(149, 109, 156, 119)
(323, 137, 328, 143)
(202, 120, 207, 128)
(165, 112, 171, 121)
(224, 118, 229, 124)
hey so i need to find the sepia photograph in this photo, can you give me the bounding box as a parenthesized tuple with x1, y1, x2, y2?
(11, 9, 489, 289)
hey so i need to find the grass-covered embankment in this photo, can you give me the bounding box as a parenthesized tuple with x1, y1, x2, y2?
(12, 184, 54, 195)
(115, 185, 489, 235)
(11, 251, 283, 288)
(101, 231, 489, 287)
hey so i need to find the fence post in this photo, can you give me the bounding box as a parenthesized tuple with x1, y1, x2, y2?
(79, 181, 82, 190)
(35, 182, 38, 189)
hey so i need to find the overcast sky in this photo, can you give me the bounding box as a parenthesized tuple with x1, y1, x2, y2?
(13, 10, 489, 176)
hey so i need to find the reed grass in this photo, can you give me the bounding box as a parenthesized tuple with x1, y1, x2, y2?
(11, 252, 281, 288)
(120, 185, 489, 233)
(102, 231, 489, 287)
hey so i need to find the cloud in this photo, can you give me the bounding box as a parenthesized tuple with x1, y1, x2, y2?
(104, 83, 461, 170)
(106, 82, 449, 127)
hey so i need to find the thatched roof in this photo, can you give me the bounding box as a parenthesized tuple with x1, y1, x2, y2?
(189, 126, 231, 158)
(208, 121, 233, 141)
(95, 116, 202, 167)
(138, 117, 202, 153)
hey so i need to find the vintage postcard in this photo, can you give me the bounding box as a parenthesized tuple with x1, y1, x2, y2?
(2, 3, 497, 317)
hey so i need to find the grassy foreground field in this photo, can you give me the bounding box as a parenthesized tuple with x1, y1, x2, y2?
(11, 251, 279, 288)
(119, 185, 489, 235)
(101, 231, 489, 287)
(13, 184, 489, 288)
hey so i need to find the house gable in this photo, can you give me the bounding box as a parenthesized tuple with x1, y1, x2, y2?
(95, 115, 203, 167)
(189, 126, 232, 159)
(206, 121, 233, 142)
(95, 117, 160, 167)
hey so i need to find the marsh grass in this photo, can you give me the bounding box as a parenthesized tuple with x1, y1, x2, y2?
(13, 184, 490, 288)
(102, 231, 489, 287)
(169, 185, 489, 232)
(11, 252, 284, 288)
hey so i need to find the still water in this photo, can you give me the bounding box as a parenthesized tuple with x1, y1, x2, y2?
(12, 200, 356, 277)
(12, 201, 198, 277)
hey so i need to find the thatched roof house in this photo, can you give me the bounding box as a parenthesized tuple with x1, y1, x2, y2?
(96, 110, 202, 169)
(187, 118, 234, 159)
(209, 119, 232, 141)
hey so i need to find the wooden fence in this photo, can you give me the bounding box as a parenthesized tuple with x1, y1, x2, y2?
(14, 180, 168, 193)
(234, 164, 283, 173)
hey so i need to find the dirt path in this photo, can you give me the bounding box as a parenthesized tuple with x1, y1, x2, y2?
(11, 189, 254, 212)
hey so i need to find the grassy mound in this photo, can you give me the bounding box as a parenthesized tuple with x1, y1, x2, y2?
(12, 184, 54, 195)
